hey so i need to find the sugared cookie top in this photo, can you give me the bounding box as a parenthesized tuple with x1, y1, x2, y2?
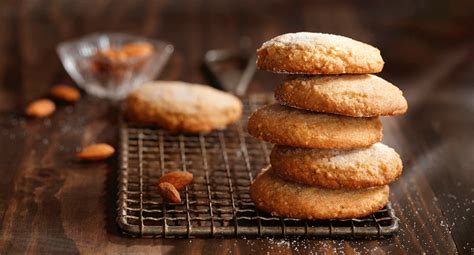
(275, 74, 407, 117)
(124, 81, 242, 133)
(257, 32, 384, 74)
(247, 104, 382, 149)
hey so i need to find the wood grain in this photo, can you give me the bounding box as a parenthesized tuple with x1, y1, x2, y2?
(0, 0, 473, 254)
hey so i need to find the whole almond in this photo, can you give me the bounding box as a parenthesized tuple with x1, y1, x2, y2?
(78, 143, 115, 161)
(122, 42, 154, 58)
(50, 84, 81, 102)
(159, 171, 193, 190)
(25, 99, 56, 118)
(158, 182, 181, 203)
(97, 48, 128, 62)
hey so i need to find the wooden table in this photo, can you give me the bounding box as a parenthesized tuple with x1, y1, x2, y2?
(0, 0, 473, 254)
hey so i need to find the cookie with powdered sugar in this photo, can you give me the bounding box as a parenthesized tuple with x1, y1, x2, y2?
(257, 32, 384, 74)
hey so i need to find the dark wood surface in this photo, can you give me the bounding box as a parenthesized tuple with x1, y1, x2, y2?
(0, 0, 473, 254)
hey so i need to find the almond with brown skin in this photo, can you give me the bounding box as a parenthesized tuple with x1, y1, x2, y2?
(158, 182, 181, 203)
(96, 48, 128, 62)
(50, 84, 81, 102)
(78, 143, 115, 161)
(122, 42, 154, 58)
(25, 99, 56, 118)
(159, 171, 193, 190)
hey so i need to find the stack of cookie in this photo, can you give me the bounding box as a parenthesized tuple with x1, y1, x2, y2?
(248, 32, 407, 219)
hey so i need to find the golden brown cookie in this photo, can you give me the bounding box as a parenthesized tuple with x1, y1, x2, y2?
(247, 104, 382, 149)
(275, 74, 408, 117)
(271, 143, 402, 189)
(250, 167, 389, 219)
(256, 32, 384, 74)
(124, 81, 242, 133)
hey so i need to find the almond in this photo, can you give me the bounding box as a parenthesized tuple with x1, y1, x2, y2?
(97, 48, 128, 62)
(25, 99, 56, 118)
(121, 42, 154, 58)
(158, 182, 181, 203)
(159, 171, 193, 190)
(78, 143, 115, 161)
(50, 84, 81, 102)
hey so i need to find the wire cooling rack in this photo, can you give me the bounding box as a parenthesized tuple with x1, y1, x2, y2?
(117, 94, 399, 238)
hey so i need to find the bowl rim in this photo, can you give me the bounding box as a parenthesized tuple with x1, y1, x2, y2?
(56, 32, 174, 61)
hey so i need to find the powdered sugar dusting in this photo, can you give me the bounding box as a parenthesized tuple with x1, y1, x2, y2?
(262, 32, 357, 47)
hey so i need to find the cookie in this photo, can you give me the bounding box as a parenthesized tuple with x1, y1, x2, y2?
(250, 167, 389, 219)
(247, 104, 382, 149)
(125, 81, 242, 133)
(271, 143, 402, 189)
(275, 74, 408, 117)
(256, 32, 384, 74)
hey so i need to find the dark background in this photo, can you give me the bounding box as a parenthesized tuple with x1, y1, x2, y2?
(0, 0, 473, 254)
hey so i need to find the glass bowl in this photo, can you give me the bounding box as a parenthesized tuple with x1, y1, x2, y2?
(57, 33, 174, 100)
